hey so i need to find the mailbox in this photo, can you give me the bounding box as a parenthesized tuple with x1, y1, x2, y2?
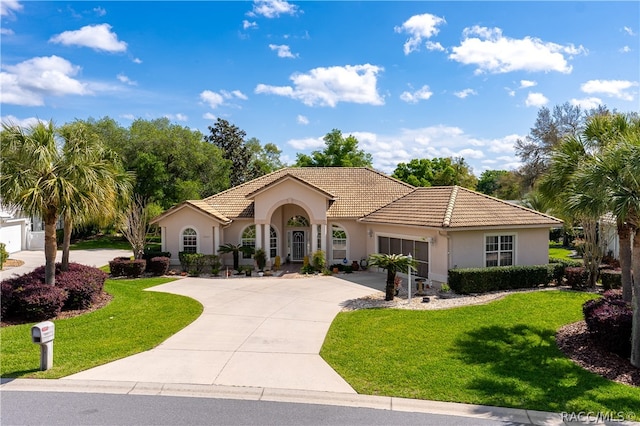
(31, 321, 55, 370)
(31, 321, 55, 344)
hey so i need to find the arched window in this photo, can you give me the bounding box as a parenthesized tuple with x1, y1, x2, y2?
(182, 228, 197, 253)
(332, 224, 347, 261)
(287, 215, 309, 227)
(241, 225, 256, 258)
(270, 226, 278, 258)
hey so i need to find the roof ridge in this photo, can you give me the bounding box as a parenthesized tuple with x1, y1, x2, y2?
(202, 167, 290, 201)
(442, 186, 458, 227)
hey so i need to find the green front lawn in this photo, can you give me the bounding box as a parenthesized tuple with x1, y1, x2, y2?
(549, 242, 579, 262)
(321, 291, 639, 418)
(69, 235, 132, 250)
(1, 277, 202, 378)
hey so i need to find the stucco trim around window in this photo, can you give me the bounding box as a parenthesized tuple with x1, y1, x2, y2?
(331, 223, 348, 262)
(180, 226, 199, 253)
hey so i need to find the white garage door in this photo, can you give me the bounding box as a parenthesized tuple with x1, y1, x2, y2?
(0, 222, 24, 253)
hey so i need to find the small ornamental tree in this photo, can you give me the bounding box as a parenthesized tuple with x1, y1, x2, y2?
(368, 253, 416, 301)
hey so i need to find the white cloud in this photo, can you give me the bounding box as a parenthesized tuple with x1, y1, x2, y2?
(425, 41, 445, 52)
(570, 97, 603, 110)
(120, 114, 135, 120)
(116, 73, 137, 86)
(0, 0, 22, 16)
(50, 23, 127, 52)
(255, 64, 384, 107)
(620, 46, 631, 53)
(1, 55, 89, 106)
(453, 88, 477, 99)
(165, 113, 188, 122)
(243, 20, 258, 30)
(288, 136, 324, 150)
(93, 7, 106, 17)
(249, 0, 299, 18)
(400, 85, 433, 103)
(623, 26, 636, 36)
(394, 13, 446, 55)
(525, 92, 549, 107)
(449, 25, 585, 74)
(1, 28, 14, 36)
(581, 79, 638, 101)
(133, 57, 143, 64)
(486, 134, 521, 154)
(297, 114, 309, 125)
(269, 44, 298, 58)
(200, 90, 225, 109)
(200, 89, 247, 108)
(0, 115, 42, 128)
(519, 80, 537, 88)
(203, 112, 217, 121)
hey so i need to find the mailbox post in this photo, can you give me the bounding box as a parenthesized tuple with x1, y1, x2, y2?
(31, 321, 55, 370)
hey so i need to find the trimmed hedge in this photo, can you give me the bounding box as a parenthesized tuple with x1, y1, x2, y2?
(178, 252, 221, 275)
(448, 265, 552, 294)
(147, 256, 170, 276)
(548, 257, 582, 284)
(109, 258, 146, 278)
(600, 269, 622, 290)
(582, 290, 631, 358)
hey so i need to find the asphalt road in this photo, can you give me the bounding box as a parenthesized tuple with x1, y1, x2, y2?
(1, 391, 532, 426)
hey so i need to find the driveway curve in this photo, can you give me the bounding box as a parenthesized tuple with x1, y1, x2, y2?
(64, 275, 379, 393)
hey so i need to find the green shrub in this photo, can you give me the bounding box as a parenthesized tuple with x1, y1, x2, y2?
(301, 264, 316, 274)
(548, 258, 582, 284)
(600, 269, 622, 290)
(0, 242, 8, 269)
(109, 258, 146, 278)
(311, 250, 326, 272)
(203, 254, 221, 275)
(448, 265, 552, 294)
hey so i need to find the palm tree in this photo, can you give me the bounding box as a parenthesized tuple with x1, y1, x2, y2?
(218, 243, 254, 271)
(368, 253, 416, 301)
(539, 134, 604, 289)
(57, 122, 133, 269)
(1, 121, 132, 284)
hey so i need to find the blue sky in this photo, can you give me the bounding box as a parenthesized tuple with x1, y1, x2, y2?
(1, 1, 638, 175)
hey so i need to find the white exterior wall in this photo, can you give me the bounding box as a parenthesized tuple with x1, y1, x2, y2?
(0, 219, 27, 253)
(156, 208, 219, 265)
(327, 220, 367, 264)
(449, 227, 550, 271)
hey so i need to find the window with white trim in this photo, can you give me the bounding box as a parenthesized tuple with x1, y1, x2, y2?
(287, 215, 309, 227)
(242, 225, 256, 259)
(182, 228, 197, 253)
(485, 235, 514, 267)
(332, 225, 347, 261)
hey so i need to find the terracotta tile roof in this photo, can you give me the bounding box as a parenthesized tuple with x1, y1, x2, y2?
(203, 167, 414, 219)
(360, 186, 563, 229)
(150, 199, 231, 225)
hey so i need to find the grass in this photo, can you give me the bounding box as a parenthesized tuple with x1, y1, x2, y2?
(69, 235, 132, 251)
(321, 291, 639, 418)
(0, 277, 202, 379)
(549, 242, 579, 261)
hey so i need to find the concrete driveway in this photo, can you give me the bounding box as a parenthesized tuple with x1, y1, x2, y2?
(63, 275, 381, 393)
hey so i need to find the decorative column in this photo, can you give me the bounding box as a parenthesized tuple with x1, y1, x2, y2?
(213, 226, 220, 255)
(311, 223, 318, 254)
(320, 223, 327, 253)
(255, 223, 263, 250)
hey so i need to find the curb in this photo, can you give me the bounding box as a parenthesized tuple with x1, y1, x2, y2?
(1, 378, 567, 425)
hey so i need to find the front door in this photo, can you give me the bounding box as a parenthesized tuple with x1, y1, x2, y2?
(291, 230, 306, 262)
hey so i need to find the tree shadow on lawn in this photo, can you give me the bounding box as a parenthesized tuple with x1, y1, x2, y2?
(453, 323, 637, 414)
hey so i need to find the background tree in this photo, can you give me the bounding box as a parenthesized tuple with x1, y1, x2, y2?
(204, 118, 252, 187)
(84, 117, 230, 207)
(515, 103, 609, 190)
(295, 129, 373, 167)
(246, 137, 286, 176)
(367, 253, 416, 301)
(477, 170, 522, 199)
(392, 157, 477, 189)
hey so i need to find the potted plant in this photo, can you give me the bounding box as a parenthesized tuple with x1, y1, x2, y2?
(254, 248, 267, 272)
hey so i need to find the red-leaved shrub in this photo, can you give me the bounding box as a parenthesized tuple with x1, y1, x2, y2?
(109, 258, 146, 278)
(565, 266, 589, 289)
(147, 257, 170, 276)
(582, 290, 632, 358)
(14, 284, 67, 321)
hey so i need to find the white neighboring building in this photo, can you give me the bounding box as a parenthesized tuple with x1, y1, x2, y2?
(0, 205, 46, 253)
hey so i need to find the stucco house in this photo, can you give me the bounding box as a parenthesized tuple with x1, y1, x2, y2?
(151, 167, 562, 282)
